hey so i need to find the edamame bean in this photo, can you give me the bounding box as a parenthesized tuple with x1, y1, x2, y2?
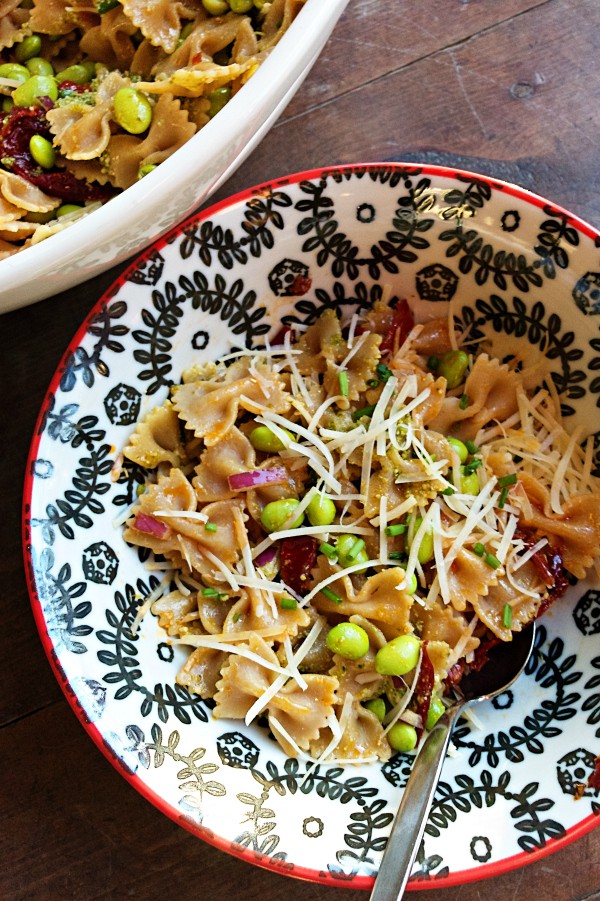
(29, 134, 55, 169)
(326, 622, 369, 660)
(388, 721, 418, 752)
(405, 572, 418, 595)
(57, 62, 96, 85)
(364, 698, 386, 722)
(14, 34, 42, 63)
(336, 533, 369, 568)
(260, 498, 304, 533)
(306, 494, 336, 527)
(56, 204, 82, 217)
(113, 86, 152, 134)
(425, 695, 445, 731)
(375, 634, 421, 676)
(12, 74, 58, 106)
(230, 0, 253, 11)
(137, 163, 157, 179)
(249, 424, 293, 452)
(438, 350, 469, 389)
(25, 57, 55, 77)
(447, 436, 468, 463)
(0, 62, 30, 85)
(202, 0, 229, 14)
(458, 467, 479, 495)
(411, 517, 434, 564)
(207, 85, 231, 118)
(27, 210, 56, 224)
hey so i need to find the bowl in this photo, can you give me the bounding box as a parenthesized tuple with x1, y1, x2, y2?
(0, 0, 348, 314)
(24, 163, 600, 890)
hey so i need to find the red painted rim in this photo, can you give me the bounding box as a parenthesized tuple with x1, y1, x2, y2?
(22, 161, 600, 891)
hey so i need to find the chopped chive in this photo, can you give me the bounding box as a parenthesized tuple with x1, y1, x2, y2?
(498, 486, 509, 509)
(232, 611, 241, 622)
(347, 537, 365, 560)
(485, 552, 501, 570)
(321, 586, 343, 604)
(464, 458, 482, 474)
(202, 587, 219, 597)
(497, 473, 518, 488)
(473, 542, 485, 557)
(388, 551, 407, 561)
(319, 541, 338, 559)
(352, 404, 376, 421)
(280, 596, 297, 610)
(459, 394, 470, 410)
(376, 363, 393, 382)
(465, 440, 479, 455)
(385, 523, 407, 536)
(366, 378, 379, 388)
(204, 521, 217, 532)
(441, 486, 455, 496)
(338, 370, 349, 396)
(428, 355, 439, 370)
(502, 603, 513, 628)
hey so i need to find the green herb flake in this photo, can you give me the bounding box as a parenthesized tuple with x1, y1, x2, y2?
(280, 596, 297, 610)
(497, 473, 518, 488)
(385, 523, 407, 536)
(465, 440, 479, 455)
(459, 394, 470, 410)
(502, 603, 513, 628)
(204, 521, 218, 532)
(498, 486, 509, 509)
(352, 404, 376, 421)
(321, 586, 343, 604)
(319, 541, 338, 559)
(346, 537, 365, 560)
(338, 370, 349, 397)
(472, 542, 485, 557)
(485, 552, 501, 570)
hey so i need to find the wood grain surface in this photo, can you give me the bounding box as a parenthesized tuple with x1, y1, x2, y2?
(2, 1, 599, 899)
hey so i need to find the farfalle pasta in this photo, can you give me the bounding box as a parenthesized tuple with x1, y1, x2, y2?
(0, 0, 305, 259)
(121, 300, 600, 763)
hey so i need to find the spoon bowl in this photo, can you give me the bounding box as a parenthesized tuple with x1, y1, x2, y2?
(370, 622, 537, 901)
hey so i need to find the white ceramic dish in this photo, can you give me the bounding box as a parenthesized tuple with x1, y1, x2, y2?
(0, 0, 348, 314)
(24, 163, 600, 890)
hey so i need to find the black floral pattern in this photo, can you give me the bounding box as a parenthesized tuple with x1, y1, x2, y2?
(24, 164, 600, 888)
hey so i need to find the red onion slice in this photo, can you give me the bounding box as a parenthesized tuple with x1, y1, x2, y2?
(228, 466, 288, 491)
(133, 512, 171, 539)
(254, 545, 278, 567)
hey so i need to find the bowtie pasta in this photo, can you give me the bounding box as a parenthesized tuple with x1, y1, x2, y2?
(0, 0, 304, 259)
(120, 301, 600, 762)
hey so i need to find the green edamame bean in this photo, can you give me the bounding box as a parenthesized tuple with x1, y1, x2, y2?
(56, 204, 82, 217)
(364, 698, 386, 722)
(0, 62, 30, 85)
(438, 350, 469, 390)
(230, 0, 253, 11)
(410, 517, 434, 564)
(326, 622, 369, 660)
(29, 134, 55, 169)
(336, 533, 369, 568)
(425, 695, 445, 731)
(25, 57, 55, 77)
(260, 498, 304, 533)
(405, 572, 418, 595)
(207, 85, 231, 118)
(375, 634, 421, 677)
(447, 436, 468, 463)
(306, 494, 336, 527)
(249, 424, 293, 453)
(57, 62, 96, 85)
(113, 86, 152, 134)
(137, 163, 157, 179)
(202, 0, 229, 14)
(27, 210, 56, 224)
(13, 74, 58, 107)
(14, 34, 42, 63)
(459, 466, 479, 495)
(388, 721, 418, 752)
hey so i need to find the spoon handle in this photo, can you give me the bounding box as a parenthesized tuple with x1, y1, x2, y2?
(369, 703, 464, 901)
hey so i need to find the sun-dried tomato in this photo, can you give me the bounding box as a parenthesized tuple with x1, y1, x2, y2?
(0, 105, 112, 204)
(290, 274, 312, 296)
(270, 324, 294, 346)
(279, 535, 317, 596)
(379, 298, 414, 355)
(514, 528, 569, 617)
(588, 755, 600, 791)
(414, 641, 435, 741)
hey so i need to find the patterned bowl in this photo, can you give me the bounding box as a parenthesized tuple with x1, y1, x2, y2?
(24, 163, 600, 891)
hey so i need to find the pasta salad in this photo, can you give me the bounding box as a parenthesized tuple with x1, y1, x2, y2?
(121, 300, 600, 763)
(0, 0, 304, 259)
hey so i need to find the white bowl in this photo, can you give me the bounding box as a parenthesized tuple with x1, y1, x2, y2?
(0, 0, 348, 314)
(25, 163, 600, 889)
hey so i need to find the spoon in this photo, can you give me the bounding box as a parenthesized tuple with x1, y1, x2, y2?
(370, 621, 537, 901)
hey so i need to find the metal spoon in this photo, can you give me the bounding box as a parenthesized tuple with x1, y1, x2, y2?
(370, 621, 537, 901)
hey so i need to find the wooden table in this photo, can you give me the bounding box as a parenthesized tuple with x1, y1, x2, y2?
(2, 1, 599, 898)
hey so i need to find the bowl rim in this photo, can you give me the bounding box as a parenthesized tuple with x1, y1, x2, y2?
(22, 160, 600, 891)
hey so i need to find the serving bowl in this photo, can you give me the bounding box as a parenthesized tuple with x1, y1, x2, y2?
(24, 163, 600, 890)
(0, 0, 348, 314)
